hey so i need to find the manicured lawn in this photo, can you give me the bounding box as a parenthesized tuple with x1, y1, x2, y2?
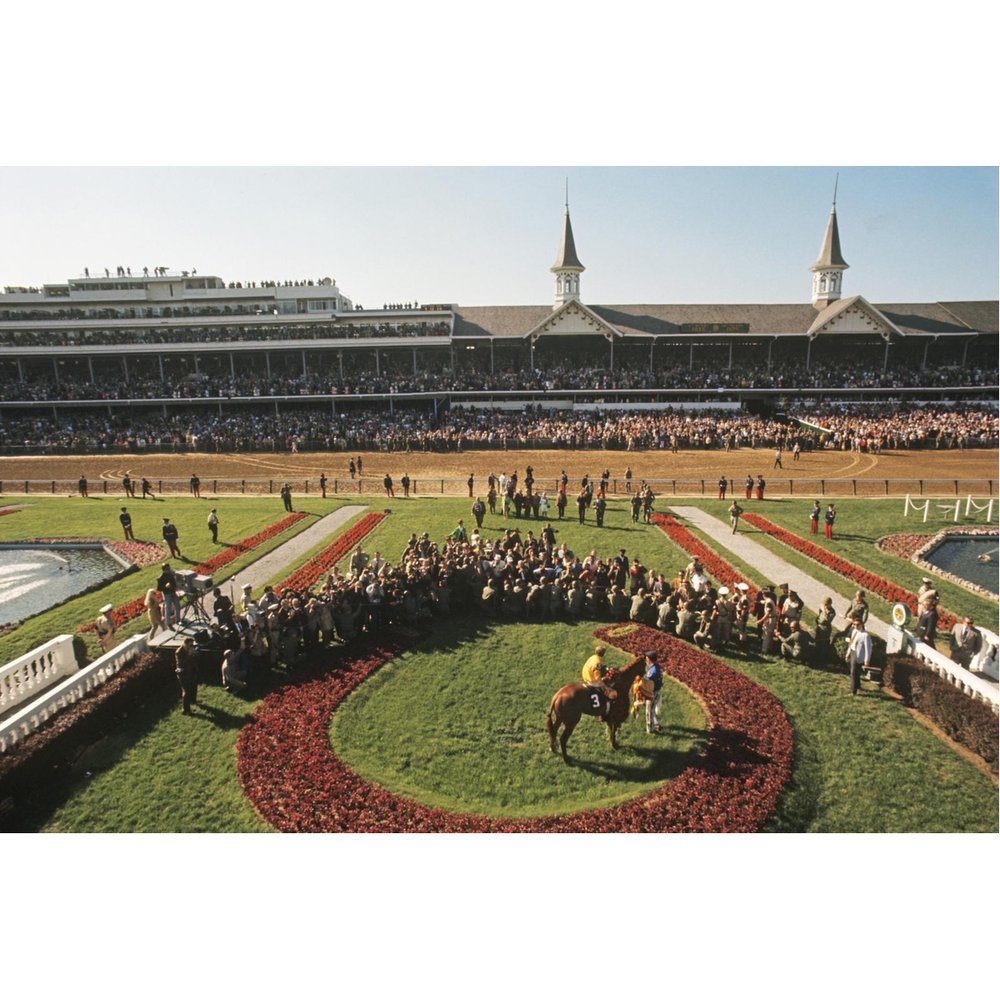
(672, 497, 998, 624)
(0, 496, 349, 661)
(331, 622, 708, 818)
(4, 495, 995, 833)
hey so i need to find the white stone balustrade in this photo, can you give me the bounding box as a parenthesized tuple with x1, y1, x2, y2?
(969, 627, 998, 681)
(0, 634, 148, 753)
(0, 635, 78, 716)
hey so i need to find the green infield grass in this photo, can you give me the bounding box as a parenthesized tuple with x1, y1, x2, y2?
(0, 495, 349, 661)
(671, 497, 998, 625)
(2, 496, 995, 833)
(331, 621, 708, 818)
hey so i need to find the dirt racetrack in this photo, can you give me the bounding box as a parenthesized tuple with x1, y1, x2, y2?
(1, 447, 996, 498)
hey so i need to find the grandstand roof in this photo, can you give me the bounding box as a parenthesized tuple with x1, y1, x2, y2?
(453, 301, 997, 339)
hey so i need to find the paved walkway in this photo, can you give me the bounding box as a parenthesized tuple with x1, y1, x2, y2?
(224, 504, 366, 597)
(147, 504, 367, 650)
(668, 505, 890, 641)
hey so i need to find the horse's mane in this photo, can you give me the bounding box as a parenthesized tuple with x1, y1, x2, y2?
(603, 658, 644, 689)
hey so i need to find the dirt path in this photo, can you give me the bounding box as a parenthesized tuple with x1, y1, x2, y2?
(1, 446, 996, 491)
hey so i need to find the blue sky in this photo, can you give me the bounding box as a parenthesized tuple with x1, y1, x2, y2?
(1, 166, 996, 307)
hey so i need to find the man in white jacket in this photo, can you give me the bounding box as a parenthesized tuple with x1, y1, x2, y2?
(845, 617, 872, 696)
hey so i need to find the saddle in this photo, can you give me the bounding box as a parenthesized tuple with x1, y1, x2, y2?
(585, 684, 616, 715)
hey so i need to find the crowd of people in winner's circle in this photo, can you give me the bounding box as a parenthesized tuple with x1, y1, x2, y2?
(162, 503, 912, 713)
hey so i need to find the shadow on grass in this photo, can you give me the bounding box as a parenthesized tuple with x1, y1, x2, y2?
(566, 739, 706, 783)
(4, 654, 301, 832)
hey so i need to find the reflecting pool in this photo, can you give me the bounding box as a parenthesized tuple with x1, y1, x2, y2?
(922, 535, 999, 596)
(0, 546, 126, 627)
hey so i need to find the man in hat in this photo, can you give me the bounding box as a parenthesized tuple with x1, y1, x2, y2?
(715, 586, 735, 645)
(780, 620, 812, 664)
(728, 498, 743, 534)
(95, 605, 116, 653)
(643, 650, 663, 734)
(734, 582, 751, 642)
(162, 517, 181, 559)
(917, 578, 938, 612)
(207, 507, 219, 544)
(119, 506, 134, 541)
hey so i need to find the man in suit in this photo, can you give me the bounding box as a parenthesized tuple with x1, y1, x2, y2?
(949, 616, 982, 669)
(845, 617, 872, 696)
(162, 518, 181, 558)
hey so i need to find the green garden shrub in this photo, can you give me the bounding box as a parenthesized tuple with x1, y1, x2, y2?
(884, 655, 998, 773)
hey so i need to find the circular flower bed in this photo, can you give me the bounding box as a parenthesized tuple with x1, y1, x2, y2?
(236, 623, 793, 832)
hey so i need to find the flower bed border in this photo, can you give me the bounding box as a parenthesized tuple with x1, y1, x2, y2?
(80, 512, 309, 631)
(235, 622, 793, 833)
(742, 512, 965, 632)
(273, 511, 387, 593)
(651, 513, 759, 599)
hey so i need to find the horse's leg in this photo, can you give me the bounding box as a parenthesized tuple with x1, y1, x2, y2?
(546, 707, 559, 753)
(608, 720, 618, 750)
(560, 715, 578, 764)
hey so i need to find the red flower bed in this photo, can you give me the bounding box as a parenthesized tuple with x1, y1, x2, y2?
(741, 513, 958, 632)
(236, 623, 793, 833)
(274, 512, 387, 593)
(651, 513, 758, 600)
(875, 533, 932, 560)
(16, 537, 166, 568)
(81, 512, 309, 631)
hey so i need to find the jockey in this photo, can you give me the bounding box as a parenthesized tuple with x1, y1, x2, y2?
(581, 645, 616, 710)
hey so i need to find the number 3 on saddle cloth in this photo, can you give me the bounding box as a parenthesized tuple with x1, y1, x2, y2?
(585, 685, 615, 717)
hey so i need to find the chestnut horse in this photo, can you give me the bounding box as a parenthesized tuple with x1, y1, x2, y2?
(546, 659, 644, 763)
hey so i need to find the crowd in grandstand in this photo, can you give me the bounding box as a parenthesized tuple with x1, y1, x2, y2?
(0, 321, 449, 346)
(0, 360, 995, 402)
(1, 402, 995, 454)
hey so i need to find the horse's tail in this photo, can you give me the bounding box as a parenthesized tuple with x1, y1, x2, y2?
(545, 692, 560, 732)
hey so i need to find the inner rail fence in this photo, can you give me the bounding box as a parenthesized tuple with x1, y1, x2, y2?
(1, 477, 996, 500)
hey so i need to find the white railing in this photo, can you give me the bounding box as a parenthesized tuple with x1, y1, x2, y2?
(0, 634, 148, 752)
(969, 627, 999, 681)
(0, 635, 78, 716)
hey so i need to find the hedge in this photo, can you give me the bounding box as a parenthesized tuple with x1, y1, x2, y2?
(0, 649, 181, 828)
(883, 655, 998, 774)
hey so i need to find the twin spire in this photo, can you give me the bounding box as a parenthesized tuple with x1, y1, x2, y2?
(551, 183, 584, 307)
(549, 177, 850, 311)
(810, 175, 850, 310)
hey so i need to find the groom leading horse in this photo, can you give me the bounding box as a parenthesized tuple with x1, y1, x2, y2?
(546, 657, 645, 763)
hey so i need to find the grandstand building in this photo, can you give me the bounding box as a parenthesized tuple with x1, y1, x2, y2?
(0, 199, 996, 433)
